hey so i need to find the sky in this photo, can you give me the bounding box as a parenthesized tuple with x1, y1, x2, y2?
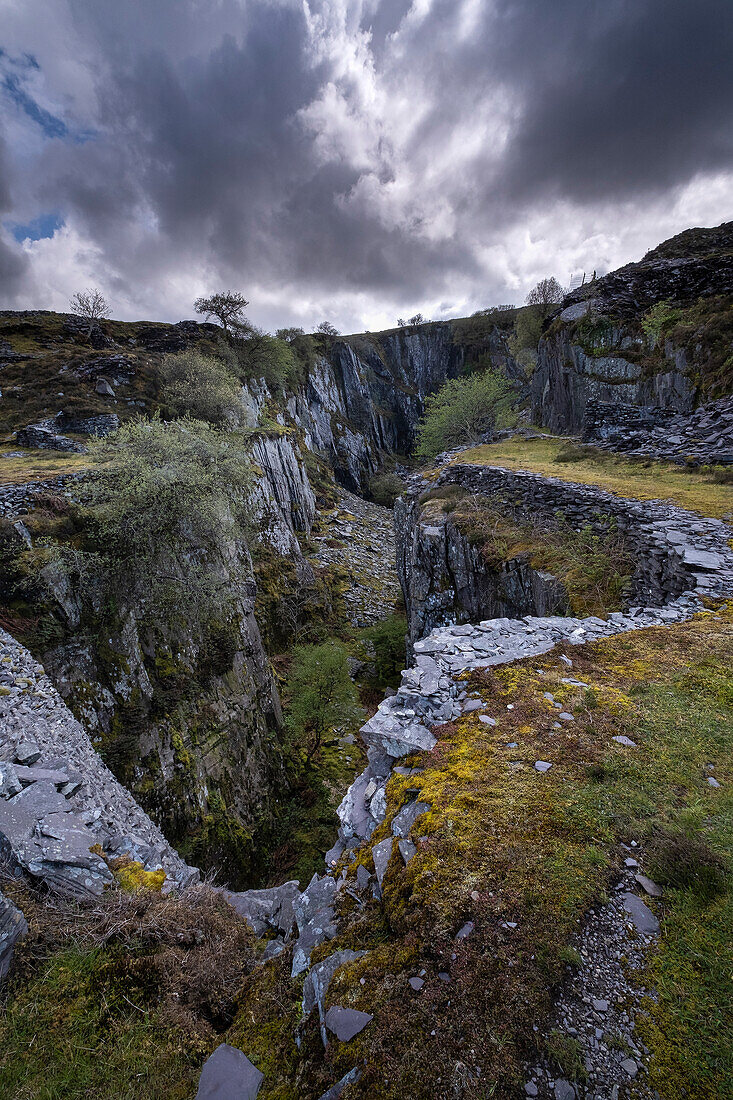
(0, 0, 732, 334)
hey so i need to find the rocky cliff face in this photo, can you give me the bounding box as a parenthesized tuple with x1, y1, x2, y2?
(532, 220, 733, 435)
(34, 504, 283, 887)
(395, 486, 569, 643)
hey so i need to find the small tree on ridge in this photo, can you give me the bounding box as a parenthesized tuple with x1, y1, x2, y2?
(69, 288, 110, 337)
(194, 291, 249, 335)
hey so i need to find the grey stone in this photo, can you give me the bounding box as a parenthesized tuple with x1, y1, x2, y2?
(398, 838, 417, 866)
(0, 889, 27, 981)
(14, 742, 41, 765)
(325, 1005, 373, 1042)
(554, 1081, 576, 1100)
(612, 735, 637, 748)
(0, 763, 22, 799)
(592, 999, 609, 1012)
(409, 976, 424, 990)
(372, 837, 394, 888)
(534, 761, 553, 773)
(391, 800, 430, 839)
(622, 892, 660, 934)
(635, 873, 663, 898)
(316, 1067, 362, 1100)
(621, 1058, 638, 1077)
(195, 1044, 263, 1100)
(456, 921, 474, 940)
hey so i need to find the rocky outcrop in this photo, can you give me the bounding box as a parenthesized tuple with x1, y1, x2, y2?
(30, 506, 283, 886)
(584, 393, 733, 464)
(0, 627, 197, 900)
(286, 322, 523, 491)
(531, 220, 733, 438)
(395, 489, 570, 643)
(396, 462, 733, 643)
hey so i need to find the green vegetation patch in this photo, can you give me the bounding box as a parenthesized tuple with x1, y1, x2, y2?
(0, 881, 256, 1100)
(230, 605, 733, 1098)
(460, 436, 733, 518)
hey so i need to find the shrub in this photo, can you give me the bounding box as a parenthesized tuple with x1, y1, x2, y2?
(158, 349, 243, 425)
(230, 328, 303, 391)
(647, 830, 728, 899)
(62, 418, 253, 626)
(367, 615, 407, 684)
(414, 369, 518, 459)
(369, 470, 406, 508)
(641, 300, 681, 347)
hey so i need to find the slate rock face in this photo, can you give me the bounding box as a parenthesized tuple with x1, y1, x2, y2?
(0, 889, 28, 980)
(195, 1044, 263, 1100)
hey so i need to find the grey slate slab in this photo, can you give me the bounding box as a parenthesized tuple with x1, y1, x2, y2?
(195, 1044, 263, 1100)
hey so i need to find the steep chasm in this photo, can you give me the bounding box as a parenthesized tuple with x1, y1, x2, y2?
(531, 219, 733, 449)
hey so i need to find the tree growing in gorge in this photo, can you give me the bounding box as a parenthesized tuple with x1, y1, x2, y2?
(284, 642, 361, 766)
(194, 291, 249, 335)
(415, 368, 517, 458)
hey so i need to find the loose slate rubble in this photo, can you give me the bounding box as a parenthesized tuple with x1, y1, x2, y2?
(0, 628, 197, 900)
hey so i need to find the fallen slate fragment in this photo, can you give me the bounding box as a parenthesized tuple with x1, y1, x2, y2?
(398, 838, 416, 866)
(325, 1006, 373, 1042)
(707, 776, 721, 788)
(534, 761, 553, 773)
(635, 873, 663, 898)
(391, 800, 430, 839)
(624, 858, 639, 869)
(613, 735, 637, 748)
(0, 763, 21, 799)
(195, 1043, 263, 1100)
(524, 1083, 538, 1098)
(456, 920, 474, 941)
(438, 971, 451, 982)
(621, 1058, 638, 1078)
(409, 976, 424, 991)
(463, 699, 484, 713)
(371, 838, 394, 888)
(316, 1067, 362, 1100)
(478, 715, 496, 726)
(0, 889, 28, 980)
(555, 1081, 576, 1100)
(592, 999, 609, 1013)
(356, 864, 371, 888)
(558, 712, 574, 722)
(622, 892, 660, 934)
(14, 742, 41, 766)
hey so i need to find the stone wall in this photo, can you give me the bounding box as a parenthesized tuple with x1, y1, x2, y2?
(396, 461, 733, 642)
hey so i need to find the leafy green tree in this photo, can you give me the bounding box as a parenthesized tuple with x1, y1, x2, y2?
(316, 320, 339, 337)
(159, 349, 243, 425)
(231, 328, 303, 391)
(284, 642, 362, 765)
(194, 291, 249, 335)
(525, 277, 564, 318)
(415, 369, 517, 458)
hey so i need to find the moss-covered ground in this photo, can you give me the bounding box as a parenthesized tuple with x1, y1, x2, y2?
(228, 603, 733, 1099)
(460, 437, 733, 519)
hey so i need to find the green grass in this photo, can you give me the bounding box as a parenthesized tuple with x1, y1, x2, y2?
(460, 436, 733, 518)
(229, 605, 733, 1098)
(0, 448, 89, 484)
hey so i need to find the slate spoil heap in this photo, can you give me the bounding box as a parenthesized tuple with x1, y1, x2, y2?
(0, 628, 197, 936)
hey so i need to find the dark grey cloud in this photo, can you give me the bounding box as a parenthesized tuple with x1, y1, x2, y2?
(491, 0, 733, 203)
(0, 0, 731, 326)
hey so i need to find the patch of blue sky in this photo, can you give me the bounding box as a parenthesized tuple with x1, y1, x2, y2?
(9, 212, 64, 242)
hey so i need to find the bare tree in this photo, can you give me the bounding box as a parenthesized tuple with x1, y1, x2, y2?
(316, 320, 339, 337)
(525, 277, 564, 318)
(397, 317, 407, 327)
(194, 291, 249, 335)
(408, 312, 426, 326)
(69, 288, 110, 337)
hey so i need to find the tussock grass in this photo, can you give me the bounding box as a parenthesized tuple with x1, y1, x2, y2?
(460, 437, 733, 519)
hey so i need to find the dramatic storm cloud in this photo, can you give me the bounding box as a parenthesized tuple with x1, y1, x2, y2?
(0, 0, 731, 331)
